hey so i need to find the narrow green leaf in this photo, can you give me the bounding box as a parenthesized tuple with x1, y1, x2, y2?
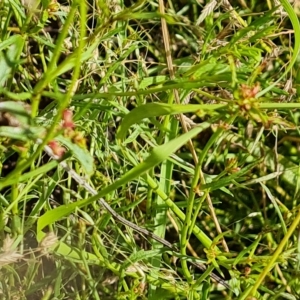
(200, 160, 261, 191)
(117, 103, 225, 140)
(0, 126, 44, 141)
(0, 101, 31, 125)
(260, 183, 287, 235)
(139, 76, 168, 89)
(0, 35, 24, 87)
(37, 124, 210, 239)
(257, 0, 300, 96)
(56, 135, 94, 176)
(122, 248, 165, 270)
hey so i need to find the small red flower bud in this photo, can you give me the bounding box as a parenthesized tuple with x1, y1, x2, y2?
(48, 140, 65, 158)
(62, 109, 75, 129)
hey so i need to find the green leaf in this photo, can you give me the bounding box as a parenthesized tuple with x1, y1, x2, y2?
(41, 0, 51, 8)
(114, 12, 162, 21)
(182, 57, 219, 78)
(55, 241, 100, 263)
(0, 89, 32, 101)
(257, 0, 300, 96)
(139, 76, 168, 89)
(0, 101, 31, 126)
(8, 0, 26, 27)
(39, 231, 103, 263)
(55, 135, 94, 176)
(0, 35, 25, 87)
(229, 8, 276, 46)
(37, 124, 210, 240)
(260, 183, 287, 235)
(122, 248, 165, 270)
(0, 126, 44, 141)
(200, 160, 261, 191)
(117, 102, 225, 140)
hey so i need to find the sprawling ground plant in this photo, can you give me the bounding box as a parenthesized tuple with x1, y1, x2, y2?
(0, 0, 300, 299)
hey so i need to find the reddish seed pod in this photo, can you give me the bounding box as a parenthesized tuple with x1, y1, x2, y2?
(62, 109, 75, 129)
(48, 140, 65, 158)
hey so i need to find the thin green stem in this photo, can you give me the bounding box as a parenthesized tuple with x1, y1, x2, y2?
(31, 2, 78, 116)
(257, 0, 300, 97)
(248, 208, 300, 297)
(145, 174, 226, 260)
(180, 154, 202, 281)
(3, 0, 87, 183)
